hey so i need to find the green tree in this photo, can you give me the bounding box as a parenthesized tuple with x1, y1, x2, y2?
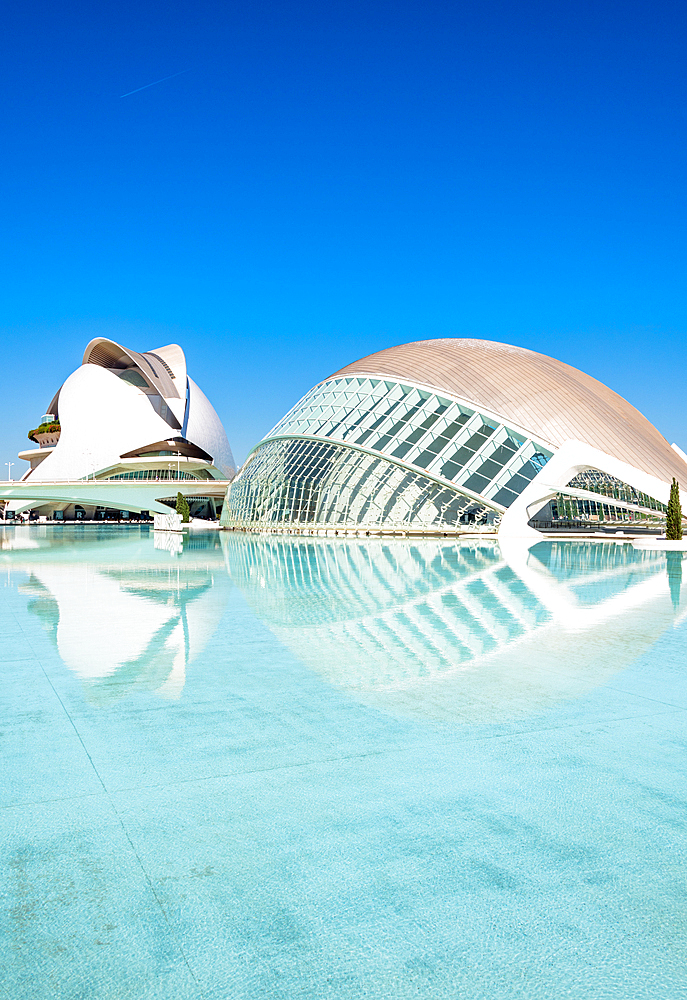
(666, 478, 683, 540)
(176, 491, 191, 523)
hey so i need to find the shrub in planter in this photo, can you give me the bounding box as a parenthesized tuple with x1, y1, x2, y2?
(28, 421, 61, 443)
(176, 492, 191, 523)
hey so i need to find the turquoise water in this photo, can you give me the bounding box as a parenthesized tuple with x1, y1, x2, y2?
(2, 525, 687, 999)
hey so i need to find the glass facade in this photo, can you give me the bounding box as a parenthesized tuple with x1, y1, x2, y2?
(223, 376, 559, 531)
(222, 438, 494, 530)
(537, 470, 669, 526)
(547, 496, 665, 524)
(266, 377, 553, 507)
(101, 469, 202, 482)
(564, 470, 667, 513)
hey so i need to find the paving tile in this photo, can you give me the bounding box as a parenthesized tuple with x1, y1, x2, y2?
(1, 795, 200, 1000)
(3, 532, 687, 999)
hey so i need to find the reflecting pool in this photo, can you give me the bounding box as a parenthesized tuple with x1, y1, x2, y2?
(2, 526, 687, 999)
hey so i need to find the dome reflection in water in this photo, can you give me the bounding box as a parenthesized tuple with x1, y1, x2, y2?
(4, 524, 684, 719)
(221, 534, 686, 723)
(5, 527, 229, 705)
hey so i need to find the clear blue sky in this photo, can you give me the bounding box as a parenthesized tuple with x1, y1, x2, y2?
(1, 0, 686, 468)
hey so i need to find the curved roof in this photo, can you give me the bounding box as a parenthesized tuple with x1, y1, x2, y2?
(83, 338, 181, 400)
(330, 338, 687, 485)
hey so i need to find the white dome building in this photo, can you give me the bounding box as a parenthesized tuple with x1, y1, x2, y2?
(220, 338, 687, 536)
(11, 338, 235, 520)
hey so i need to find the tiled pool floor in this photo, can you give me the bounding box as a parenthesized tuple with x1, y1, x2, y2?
(1, 527, 686, 999)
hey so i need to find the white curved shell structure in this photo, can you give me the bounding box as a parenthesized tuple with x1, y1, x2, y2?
(8, 338, 235, 518)
(185, 377, 235, 481)
(26, 338, 234, 484)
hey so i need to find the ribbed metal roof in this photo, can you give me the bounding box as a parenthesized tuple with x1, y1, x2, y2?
(83, 338, 181, 400)
(330, 338, 686, 485)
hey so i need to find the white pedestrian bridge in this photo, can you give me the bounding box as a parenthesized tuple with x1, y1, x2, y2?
(0, 477, 231, 515)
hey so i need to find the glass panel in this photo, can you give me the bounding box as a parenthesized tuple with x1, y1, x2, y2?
(491, 452, 549, 507)
(391, 402, 454, 461)
(412, 414, 471, 468)
(118, 369, 149, 388)
(369, 403, 423, 451)
(354, 396, 406, 445)
(461, 434, 521, 494)
(440, 422, 496, 481)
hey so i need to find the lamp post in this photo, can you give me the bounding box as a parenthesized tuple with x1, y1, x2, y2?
(5, 462, 13, 481)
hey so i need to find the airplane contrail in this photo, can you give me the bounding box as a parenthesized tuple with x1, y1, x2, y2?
(120, 70, 187, 98)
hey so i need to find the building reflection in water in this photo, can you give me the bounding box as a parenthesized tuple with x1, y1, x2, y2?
(3, 523, 685, 718)
(221, 534, 686, 723)
(3, 528, 229, 705)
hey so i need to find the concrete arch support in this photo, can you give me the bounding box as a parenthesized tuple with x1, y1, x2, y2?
(498, 439, 687, 539)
